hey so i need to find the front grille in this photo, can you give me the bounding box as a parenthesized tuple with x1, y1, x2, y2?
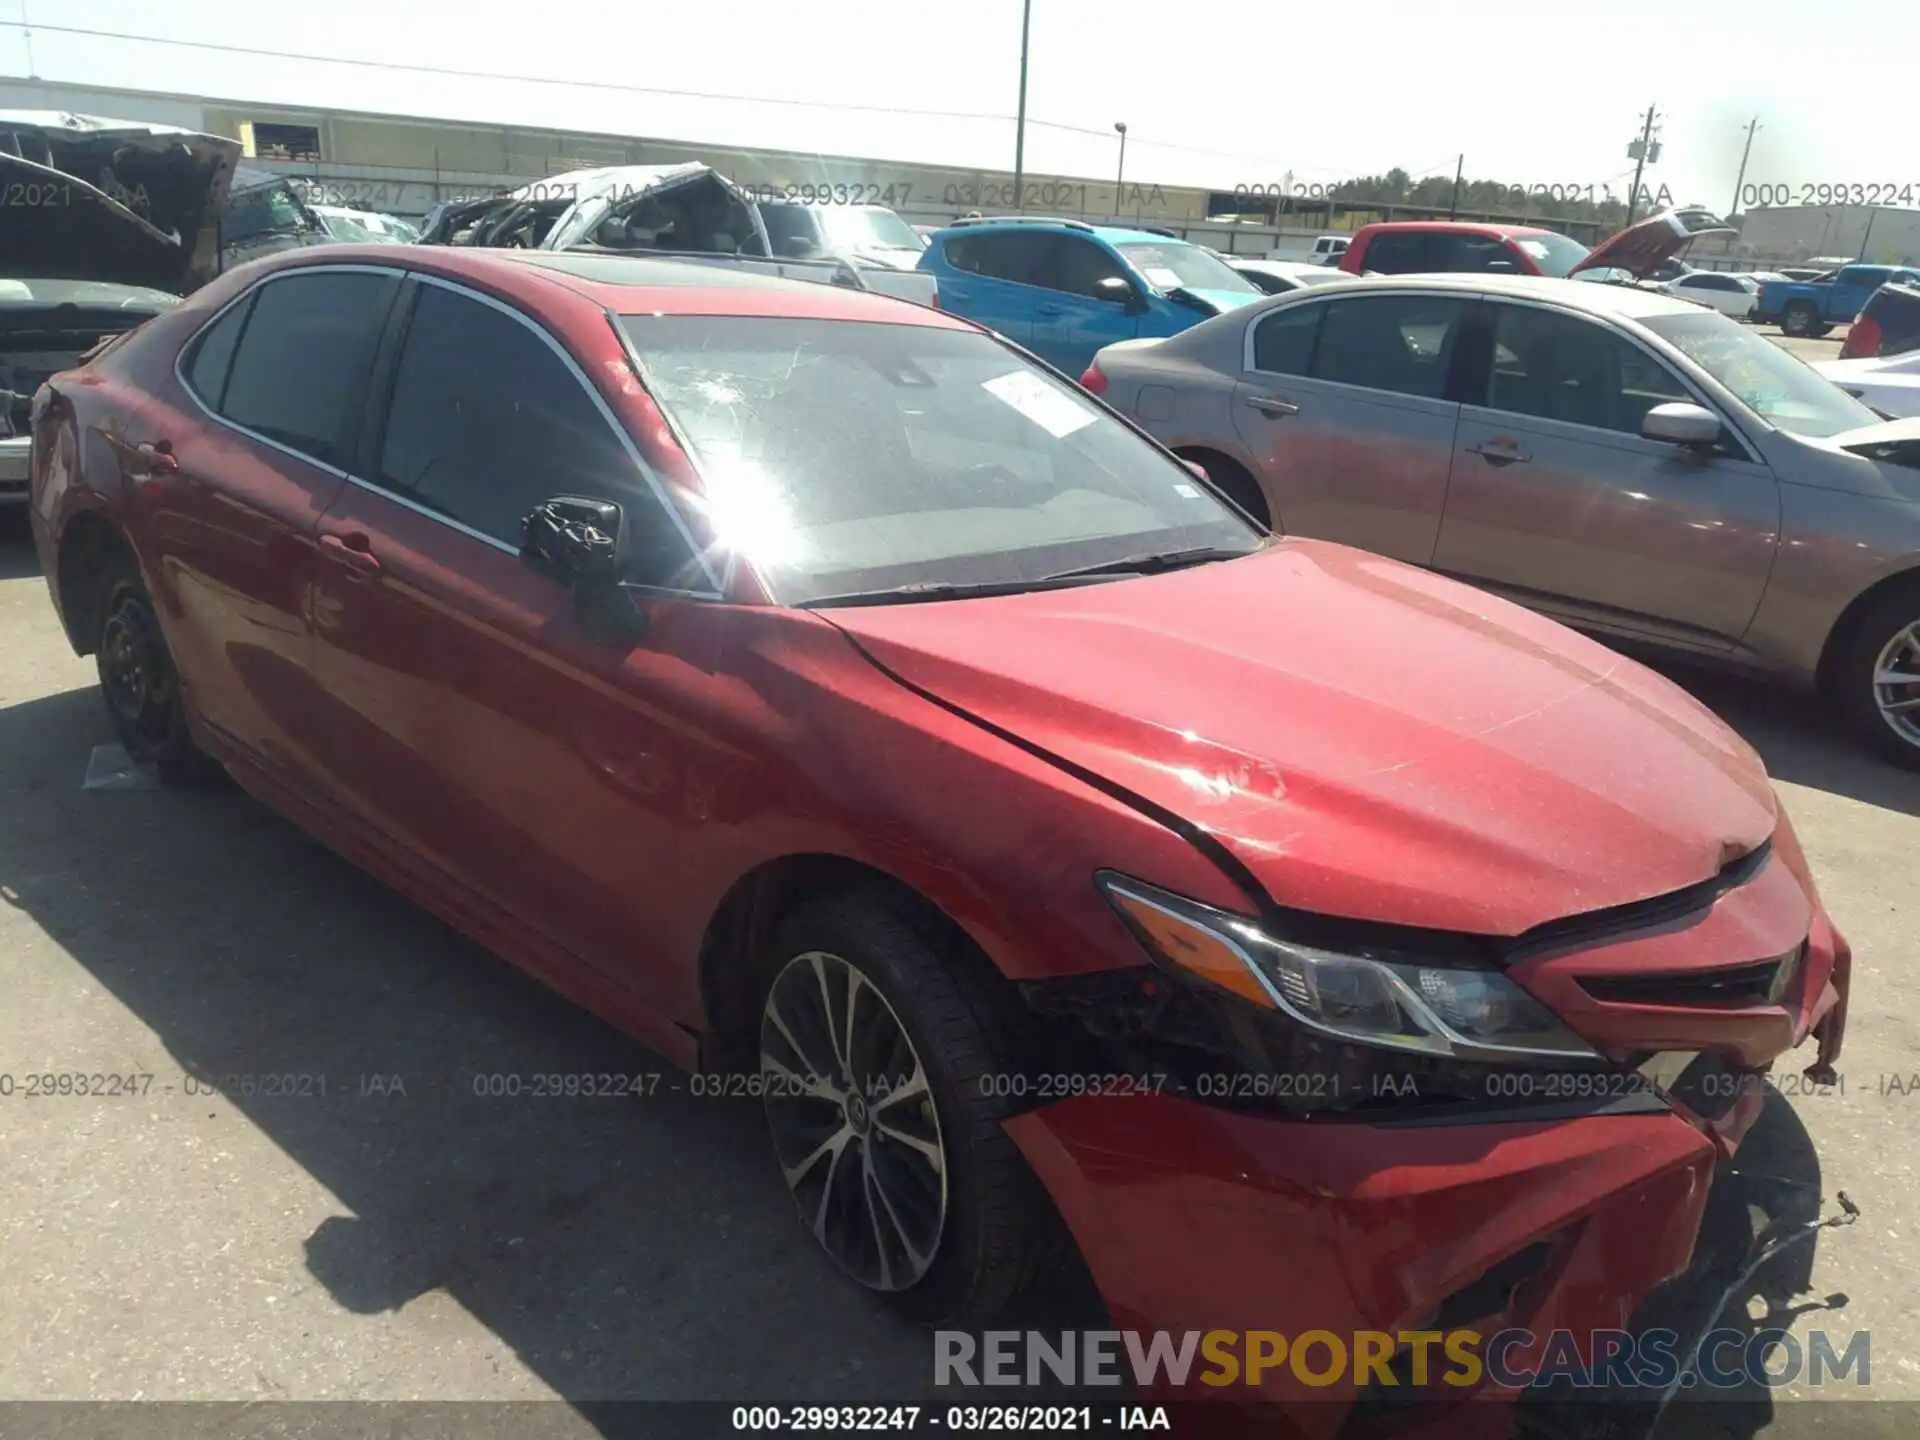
(1577, 946, 1799, 1008)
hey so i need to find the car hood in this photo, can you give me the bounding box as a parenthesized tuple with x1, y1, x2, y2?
(1570, 206, 1738, 280)
(827, 541, 1776, 936)
(0, 111, 241, 293)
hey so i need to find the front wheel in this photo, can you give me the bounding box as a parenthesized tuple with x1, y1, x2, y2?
(758, 891, 1069, 1322)
(1833, 585, 1920, 770)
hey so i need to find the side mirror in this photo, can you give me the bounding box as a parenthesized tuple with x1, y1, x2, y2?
(1096, 275, 1148, 314)
(521, 496, 650, 641)
(1641, 402, 1723, 448)
(522, 496, 625, 579)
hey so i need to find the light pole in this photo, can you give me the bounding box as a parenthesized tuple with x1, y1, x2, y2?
(1011, 0, 1033, 213)
(1113, 122, 1128, 215)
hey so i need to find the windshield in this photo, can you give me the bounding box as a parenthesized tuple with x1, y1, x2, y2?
(1512, 232, 1594, 278)
(820, 207, 924, 252)
(225, 183, 315, 244)
(317, 210, 398, 244)
(1642, 311, 1881, 438)
(1115, 242, 1258, 296)
(0, 278, 179, 310)
(621, 316, 1261, 605)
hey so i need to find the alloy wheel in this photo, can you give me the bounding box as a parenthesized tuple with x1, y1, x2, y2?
(760, 950, 947, 1292)
(1872, 620, 1920, 749)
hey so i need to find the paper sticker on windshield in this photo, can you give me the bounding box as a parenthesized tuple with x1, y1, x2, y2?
(1174, 483, 1202, 498)
(982, 370, 1096, 438)
(1141, 267, 1184, 292)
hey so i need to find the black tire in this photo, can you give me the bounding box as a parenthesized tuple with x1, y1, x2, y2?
(1780, 302, 1818, 338)
(1177, 449, 1272, 531)
(93, 552, 222, 787)
(1832, 581, 1920, 770)
(759, 889, 1070, 1324)
(1808, 323, 1834, 338)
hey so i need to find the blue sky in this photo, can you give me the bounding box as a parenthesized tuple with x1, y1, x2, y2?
(1, 0, 1911, 207)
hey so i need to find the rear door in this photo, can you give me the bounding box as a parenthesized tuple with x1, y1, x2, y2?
(1831, 267, 1894, 321)
(1229, 290, 1472, 564)
(1434, 299, 1780, 651)
(306, 275, 725, 1007)
(1025, 234, 1140, 374)
(933, 232, 1042, 345)
(152, 264, 400, 783)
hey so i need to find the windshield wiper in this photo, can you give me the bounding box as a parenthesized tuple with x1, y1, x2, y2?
(795, 545, 1258, 609)
(796, 574, 1125, 609)
(1035, 544, 1258, 582)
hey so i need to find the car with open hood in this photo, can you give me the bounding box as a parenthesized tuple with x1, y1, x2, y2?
(0, 111, 240, 502)
(416, 163, 935, 304)
(1086, 272, 1920, 768)
(25, 244, 1850, 1428)
(1338, 206, 1736, 282)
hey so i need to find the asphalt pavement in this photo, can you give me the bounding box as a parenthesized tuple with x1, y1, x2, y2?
(1, 480, 1915, 1438)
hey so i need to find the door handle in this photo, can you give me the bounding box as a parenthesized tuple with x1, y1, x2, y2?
(136, 440, 179, 474)
(1243, 393, 1300, 417)
(1466, 439, 1532, 465)
(318, 532, 382, 578)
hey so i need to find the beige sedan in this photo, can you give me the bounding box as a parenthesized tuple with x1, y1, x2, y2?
(1085, 274, 1920, 768)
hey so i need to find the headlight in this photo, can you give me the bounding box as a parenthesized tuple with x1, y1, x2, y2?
(1098, 874, 1596, 1063)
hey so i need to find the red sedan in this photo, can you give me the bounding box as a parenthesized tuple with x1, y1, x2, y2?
(27, 244, 1849, 1426)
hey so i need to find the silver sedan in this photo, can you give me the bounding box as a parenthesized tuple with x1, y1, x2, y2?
(1085, 274, 1920, 767)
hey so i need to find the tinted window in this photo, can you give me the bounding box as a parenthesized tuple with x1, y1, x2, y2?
(219, 271, 397, 466)
(1039, 236, 1130, 299)
(759, 204, 820, 255)
(1356, 233, 1432, 275)
(1680, 275, 1739, 292)
(621, 315, 1260, 606)
(945, 232, 1043, 285)
(1483, 305, 1690, 434)
(378, 285, 692, 578)
(1251, 303, 1322, 374)
(1840, 267, 1890, 287)
(183, 293, 254, 411)
(1437, 234, 1520, 274)
(1309, 295, 1468, 398)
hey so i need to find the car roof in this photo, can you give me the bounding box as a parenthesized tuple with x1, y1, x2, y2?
(1356, 220, 1556, 238)
(260, 244, 976, 328)
(1231, 272, 1704, 319)
(930, 218, 1191, 246)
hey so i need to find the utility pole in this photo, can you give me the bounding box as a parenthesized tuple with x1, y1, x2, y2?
(1447, 154, 1464, 219)
(1729, 117, 1760, 218)
(1858, 207, 1880, 262)
(1011, 0, 1033, 214)
(1113, 122, 1127, 215)
(1624, 104, 1659, 226)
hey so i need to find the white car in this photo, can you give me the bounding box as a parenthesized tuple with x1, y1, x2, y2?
(1267, 233, 1349, 266)
(1660, 270, 1759, 318)
(1227, 259, 1352, 295)
(1817, 350, 1920, 419)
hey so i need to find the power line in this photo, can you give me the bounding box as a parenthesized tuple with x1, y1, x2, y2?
(0, 19, 1359, 178)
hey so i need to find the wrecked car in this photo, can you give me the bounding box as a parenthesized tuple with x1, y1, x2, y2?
(419, 163, 937, 304)
(1, 110, 239, 502)
(28, 244, 1851, 1432)
(221, 165, 338, 269)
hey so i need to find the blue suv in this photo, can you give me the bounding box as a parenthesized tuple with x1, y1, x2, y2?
(917, 218, 1264, 376)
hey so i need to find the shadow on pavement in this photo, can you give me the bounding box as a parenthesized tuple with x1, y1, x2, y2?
(0, 509, 42, 579)
(1649, 660, 1920, 820)
(0, 683, 1112, 1419)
